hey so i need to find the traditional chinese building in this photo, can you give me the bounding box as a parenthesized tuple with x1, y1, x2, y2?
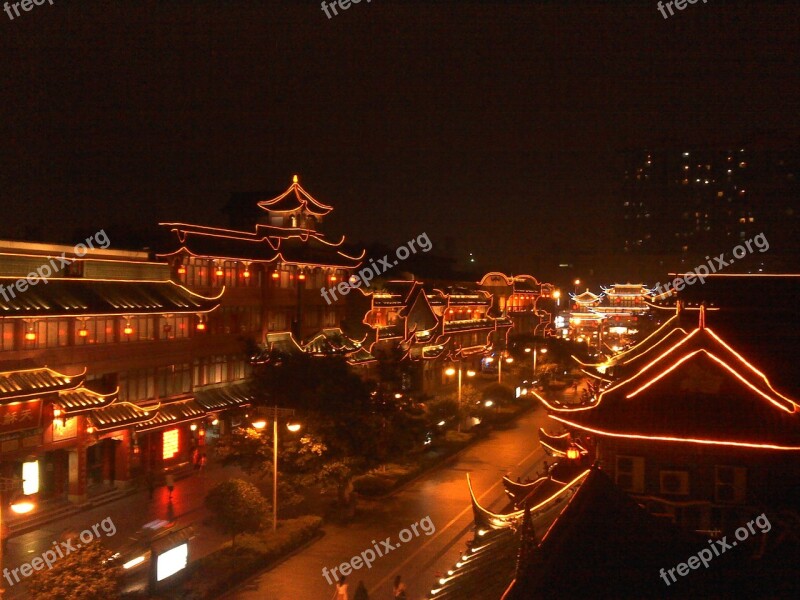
(158, 175, 364, 342)
(478, 273, 557, 337)
(347, 279, 512, 394)
(0, 239, 249, 516)
(541, 306, 800, 532)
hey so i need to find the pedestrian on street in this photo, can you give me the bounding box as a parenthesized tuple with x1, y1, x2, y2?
(393, 575, 407, 599)
(353, 580, 369, 600)
(165, 473, 175, 499)
(146, 470, 155, 500)
(332, 576, 348, 600)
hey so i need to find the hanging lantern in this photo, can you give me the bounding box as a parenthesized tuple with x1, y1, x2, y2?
(215, 266, 224, 277)
(124, 322, 133, 336)
(196, 321, 206, 331)
(330, 275, 337, 282)
(272, 271, 280, 279)
(243, 269, 251, 279)
(78, 326, 89, 338)
(87, 425, 96, 435)
(177, 265, 186, 275)
(25, 329, 37, 341)
(566, 445, 580, 460)
(298, 273, 306, 281)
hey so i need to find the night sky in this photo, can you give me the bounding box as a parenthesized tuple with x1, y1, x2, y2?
(1, 1, 798, 273)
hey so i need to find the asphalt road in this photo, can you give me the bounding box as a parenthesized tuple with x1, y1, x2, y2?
(227, 404, 553, 600)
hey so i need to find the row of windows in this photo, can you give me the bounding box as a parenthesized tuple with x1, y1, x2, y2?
(118, 356, 249, 402)
(616, 456, 746, 504)
(178, 259, 348, 290)
(0, 316, 195, 351)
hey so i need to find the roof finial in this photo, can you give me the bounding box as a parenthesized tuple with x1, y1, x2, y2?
(698, 303, 706, 329)
(292, 174, 299, 184)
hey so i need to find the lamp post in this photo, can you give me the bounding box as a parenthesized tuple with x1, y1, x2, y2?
(525, 344, 548, 380)
(498, 354, 513, 384)
(252, 407, 301, 532)
(573, 279, 581, 294)
(445, 364, 476, 432)
(0, 477, 36, 599)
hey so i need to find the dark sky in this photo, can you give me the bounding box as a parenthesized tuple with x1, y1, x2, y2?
(1, 1, 798, 272)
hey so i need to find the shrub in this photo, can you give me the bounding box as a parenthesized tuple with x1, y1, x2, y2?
(205, 478, 270, 544)
(173, 517, 322, 600)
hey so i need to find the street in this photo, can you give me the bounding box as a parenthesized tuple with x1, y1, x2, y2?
(227, 404, 552, 600)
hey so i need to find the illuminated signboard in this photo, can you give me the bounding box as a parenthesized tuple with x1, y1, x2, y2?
(156, 543, 188, 581)
(162, 428, 179, 460)
(22, 460, 39, 495)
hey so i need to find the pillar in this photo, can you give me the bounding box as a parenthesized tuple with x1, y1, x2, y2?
(67, 445, 87, 504)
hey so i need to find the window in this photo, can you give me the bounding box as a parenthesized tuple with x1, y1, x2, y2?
(119, 369, 156, 402)
(157, 364, 192, 398)
(715, 466, 746, 504)
(615, 455, 645, 493)
(160, 315, 190, 340)
(121, 316, 155, 343)
(32, 319, 70, 348)
(659, 471, 690, 495)
(0, 320, 14, 351)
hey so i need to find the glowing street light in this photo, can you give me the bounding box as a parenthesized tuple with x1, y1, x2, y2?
(251, 408, 301, 531)
(446, 361, 475, 432)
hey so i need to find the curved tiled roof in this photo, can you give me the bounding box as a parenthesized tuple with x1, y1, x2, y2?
(0, 278, 221, 318)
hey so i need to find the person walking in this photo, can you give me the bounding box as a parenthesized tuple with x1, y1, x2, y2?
(393, 575, 407, 599)
(165, 473, 175, 499)
(145, 470, 155, 500)
(331, 576, 348, 600)
(353, 580, 369, 600)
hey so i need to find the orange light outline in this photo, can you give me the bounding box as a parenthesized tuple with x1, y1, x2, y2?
(550, 414, 800, 451)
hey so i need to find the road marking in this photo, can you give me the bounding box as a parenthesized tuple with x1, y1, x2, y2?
(369, 444, 544, 595)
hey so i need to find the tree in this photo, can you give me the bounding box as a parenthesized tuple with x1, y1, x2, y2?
(215, 426, 274, 474)
(27, 541, 121, 600)
(205, 478, 269, 544)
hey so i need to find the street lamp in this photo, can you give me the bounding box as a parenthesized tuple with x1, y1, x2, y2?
(445, 362, 475, 432)
(497, 354, 513, 384)
(251, 408, 301, 531)
(573, 279, 581, 294)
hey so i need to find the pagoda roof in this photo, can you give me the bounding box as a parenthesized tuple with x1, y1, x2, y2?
(194, 381, 254, 412)
(304, 328, 363, 355)
(572, 290, 601, 304)
(255, 176, 333, 216)
(0, 367, 85, 402)
(0, 278, 222, 318)
(59, 387, 118, 415)
(265, 332, 304, 355)
(346, 347, 377, 365)
(158, 225, 363, 269)
(550, 315, 800, 450)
